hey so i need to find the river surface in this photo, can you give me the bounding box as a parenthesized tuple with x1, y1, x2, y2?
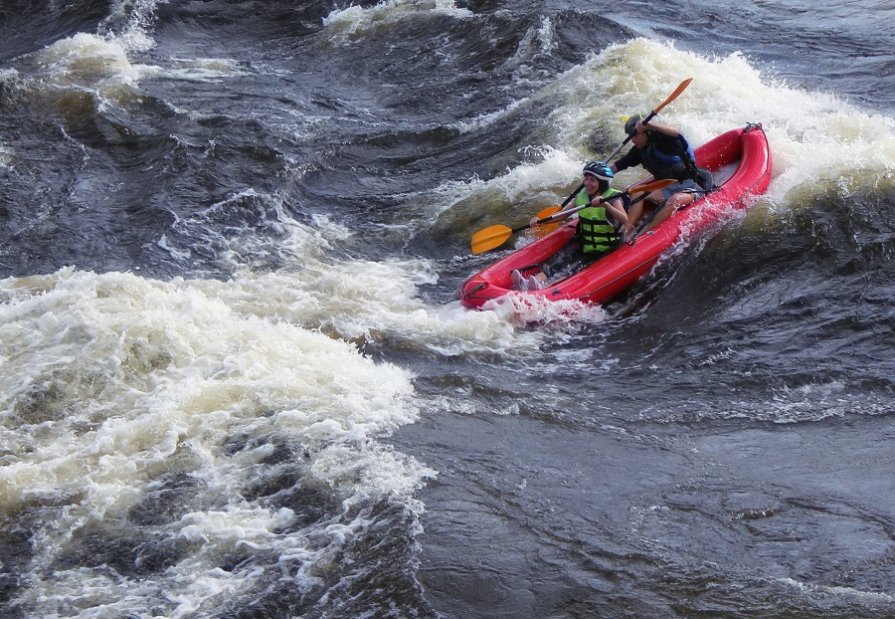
(1, 1, 895, 617)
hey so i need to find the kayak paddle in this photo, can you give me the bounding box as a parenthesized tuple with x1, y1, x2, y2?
(470, 179, 675, 255)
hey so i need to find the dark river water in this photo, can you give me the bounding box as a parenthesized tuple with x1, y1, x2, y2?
(1, 1, 895, 617)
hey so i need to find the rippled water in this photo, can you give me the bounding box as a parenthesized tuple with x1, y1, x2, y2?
(1, 1, 895, 617)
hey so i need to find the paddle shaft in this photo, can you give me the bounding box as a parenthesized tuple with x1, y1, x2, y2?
(503, 189, 620, 236)
(540, 162, 680, 232)
(531, 178, 675, 227)
(469, 179, 675, 254)
(514, 181, 585, 231)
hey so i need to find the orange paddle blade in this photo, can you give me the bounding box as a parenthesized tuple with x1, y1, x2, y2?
(531, 205, 563, 238)
(625, 178, 677, 194)
(653, 77, 693, 115)
(535, 205, 562, 219)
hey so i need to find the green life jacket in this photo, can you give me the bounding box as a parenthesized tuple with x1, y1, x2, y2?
(576, 188, 623, 254)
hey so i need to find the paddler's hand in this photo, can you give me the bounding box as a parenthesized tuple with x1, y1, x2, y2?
(530, 216, 540, 226)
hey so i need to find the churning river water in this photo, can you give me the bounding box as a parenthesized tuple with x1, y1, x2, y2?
(2, 1, 895, 617)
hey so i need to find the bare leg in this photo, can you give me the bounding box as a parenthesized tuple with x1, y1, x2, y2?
(624, 200, 644, 240)
(625, 189, 663, 240)
(642, 192, 695, 231)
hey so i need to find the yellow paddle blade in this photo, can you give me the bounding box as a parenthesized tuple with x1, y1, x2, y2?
(469, 205, 564, 254)
(470, 224, 513, 255)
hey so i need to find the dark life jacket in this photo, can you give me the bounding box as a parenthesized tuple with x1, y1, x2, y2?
(633, 133, 715, 191)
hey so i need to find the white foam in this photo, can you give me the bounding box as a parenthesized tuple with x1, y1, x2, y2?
(16, 6, 243, 114)
(559, 39, 895, 204)
(101, 0, 166, 53)
(188, 208, 548, 357)
(33, 33, 157, 95)
(0, 267, 436, 614)
(779, 577, 895, 604)
(323, 0, 473, 42)
(483, 291, 611, 328)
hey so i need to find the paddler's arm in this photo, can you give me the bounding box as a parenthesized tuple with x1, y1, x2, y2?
(637, 118, 680, 138)
(605, 198, 628, 227)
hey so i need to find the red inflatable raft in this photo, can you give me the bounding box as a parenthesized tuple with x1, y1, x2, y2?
(460, 123, 772, 310)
